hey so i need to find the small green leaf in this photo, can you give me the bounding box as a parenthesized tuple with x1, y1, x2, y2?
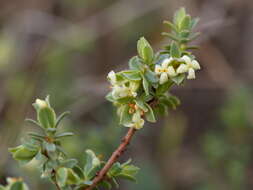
(55, 111, 70, 128)
(143, 45, 153, 64)
(98, 181, 112, 189)
(180, 15, 191, 30)
(22, 141, 38, 151)
(170, 42, 181, 58)
(66, 169, 81, 185)
(144, 103, 156, 122)
(120, 70, 142, 81)
(56, 167, 68, 187)
(161, 95, 180, 109)
(72, 165, 85, 179)
(122, 159, 132, 167)
(154, 103, 167, 116)
(144, 69, 159, 84)
(163, 20, 178, 32)
(137, 37, 146, 58)
(180, 30, 190, 38)
(87, 163, 104, 180)
(9, 145, 38, 163)
(134, 99, 148, 112)
(108, 162, 122, 177)
(142, 76, 149, 96)
(173, 7, 186, 26)
(84, 150, 101, 177)
(27, 132, 45, 141)
(129, 56, 143, 71)
(38, 107, 56, 129)
(119, 105, 132, 126)
(105, 92, 114, 102)
(44, 142, 56, 152)
(56, 145, 67, 156)
(140, 94, 153, 102)
(46, 128, 57, 134)
(55, 132, 74, 139)
(161, 33, 180, 41)
(171, 74, 185, 85)
(156, 80, 173, 95)
(117, 173, 137, 182)
(25, 119, 43, 129)
(122, 165, 140, 176)
(111, 177, 119, 188)
(35, 151, 47, 161)
(61, 159, 78, 168)
(116, 96, 134, 104)
(137, 37, 153, 64)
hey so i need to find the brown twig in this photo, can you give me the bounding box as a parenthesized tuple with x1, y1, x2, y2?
(52, 169, 61, 190)
(84, 127, 136, 190)
(53, 180, 61, 190)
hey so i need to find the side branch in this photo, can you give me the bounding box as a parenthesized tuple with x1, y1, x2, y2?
(84, 127, 136, 190)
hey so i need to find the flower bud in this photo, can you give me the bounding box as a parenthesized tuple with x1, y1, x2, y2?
(35, 99, 48, 109)
(33, 97, 56, 129)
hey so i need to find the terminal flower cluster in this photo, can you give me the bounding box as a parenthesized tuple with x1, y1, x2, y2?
(155, 55, 200, 84)
(106, 8, 201, 130)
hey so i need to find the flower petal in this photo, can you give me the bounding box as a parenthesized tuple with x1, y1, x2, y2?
(161, 58, 173, 68)
(159, 72, 168, 84)
(192, 60, 201, 70)
(187, 68, 196, 79)
(108, 70, 117, 84)
(35, 99, 48, 108)
(167, 66, 177, 77)
(132, 92, 137, 97)
(135, 119, 145, 129)
(176, 64, 188, 73)
(181, 55, 192, 65)
(155, 65, 162, 74)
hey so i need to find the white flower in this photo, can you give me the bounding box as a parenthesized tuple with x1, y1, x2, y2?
(155, 58, 177, 84)
(187, 68, 196, 79)
(176, 55, 201, 79)
(108, 70, 139, 99)
(111, 82, 139, 99)
(125, 111, 144, 130)
(107, 70, 117, 85)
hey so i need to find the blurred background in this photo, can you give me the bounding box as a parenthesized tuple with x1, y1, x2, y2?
(0, 0, 253, 189)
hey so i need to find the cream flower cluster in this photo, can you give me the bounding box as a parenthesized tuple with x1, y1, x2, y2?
(125, 109, 145, 130)
(108, 71, 138, 99)
(155, 55, 200, 84)
(125, 103, 146, 129)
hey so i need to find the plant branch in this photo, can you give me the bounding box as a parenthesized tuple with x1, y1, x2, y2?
(52, 169, 61, 190)
(53, 181, 61, 190)
(84, 127, 136, 190)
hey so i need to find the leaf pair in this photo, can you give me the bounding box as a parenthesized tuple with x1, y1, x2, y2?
(137, 37, 154, 64)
